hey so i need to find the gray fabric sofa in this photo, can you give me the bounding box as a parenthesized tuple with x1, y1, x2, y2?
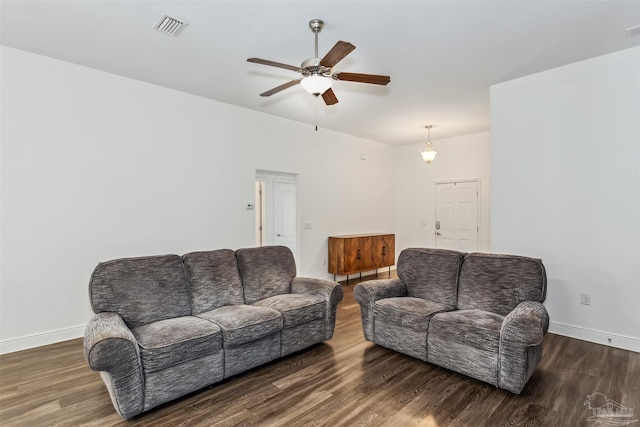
(83, 245, 343, 419)
(354, 248, 548, 394)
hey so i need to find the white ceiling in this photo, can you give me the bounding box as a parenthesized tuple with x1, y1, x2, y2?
(2, 0, 639, 146)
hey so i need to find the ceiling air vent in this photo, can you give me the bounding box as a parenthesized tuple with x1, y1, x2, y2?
(153, 14, 187, 37)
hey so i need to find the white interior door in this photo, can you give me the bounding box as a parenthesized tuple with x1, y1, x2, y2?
(255, 171, 298, 259)
(274, 180, 296, 255)
(435, 181, 478, 252)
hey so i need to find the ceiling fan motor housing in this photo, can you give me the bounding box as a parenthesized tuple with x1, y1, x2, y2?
(300, 58, 332, 77)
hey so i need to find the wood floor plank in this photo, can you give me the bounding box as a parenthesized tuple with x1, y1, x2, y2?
(1, 271, 638, 426)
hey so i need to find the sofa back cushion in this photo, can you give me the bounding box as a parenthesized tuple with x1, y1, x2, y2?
(89, 254, 192, 328)
(397, 248, 465, 307)
(457, 253, 547, 315)
(183, 249, 244, 314)
(236, 246, 296, 304)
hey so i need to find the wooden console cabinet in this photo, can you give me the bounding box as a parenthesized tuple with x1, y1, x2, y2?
(328, 233, 395, 282)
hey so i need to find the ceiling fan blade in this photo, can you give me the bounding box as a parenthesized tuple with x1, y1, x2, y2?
(247, 58, 300, 72)
(259, 79, 302, 97)
(333, 72, 390, 85)
(319, 41, 356, 68)
(322, 88, 339, 105)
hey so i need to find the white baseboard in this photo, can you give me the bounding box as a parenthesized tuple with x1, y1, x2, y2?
(0, 324, 86, 355)
(549, 321, 640, 353)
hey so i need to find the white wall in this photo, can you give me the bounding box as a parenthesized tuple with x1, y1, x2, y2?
(0, 47, 395, 352)
(394, 132, 491, 254)
(491, 47, 640, 352)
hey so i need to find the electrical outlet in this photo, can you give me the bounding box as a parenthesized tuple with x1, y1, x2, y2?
(580, 293, 591, 305)
(322, 258, 327, 265)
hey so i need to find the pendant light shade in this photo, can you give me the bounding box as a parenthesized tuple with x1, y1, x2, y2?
(421, 125, 437, 163)
(300, 74, 332, 96)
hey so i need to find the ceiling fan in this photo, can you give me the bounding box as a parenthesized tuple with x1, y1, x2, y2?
(247, 19, 390, 105)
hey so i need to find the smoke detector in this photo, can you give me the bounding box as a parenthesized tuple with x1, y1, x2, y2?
(153, 14, 188, 37)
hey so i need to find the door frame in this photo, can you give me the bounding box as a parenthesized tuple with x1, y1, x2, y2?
(255, 170, 300, 264)
(434, 178, 481, 250)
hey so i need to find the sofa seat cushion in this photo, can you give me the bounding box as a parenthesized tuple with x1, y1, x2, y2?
(429, 309, 504, 352)
(252, 294, 325, 328)
(197, 305, 282, 348)
(132, 316, 222, 373)
(374, 297, 453, 332)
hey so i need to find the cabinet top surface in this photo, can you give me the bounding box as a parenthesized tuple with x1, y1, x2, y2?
(329, 233, 395, 239)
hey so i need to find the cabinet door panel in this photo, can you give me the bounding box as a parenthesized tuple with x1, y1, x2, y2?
(343, 238, 360, 273)
(372, 236, 384, 268)
(328, 237, 343, 275)
(372, 235, 395, 268)
(358, 237, 373, 271)
(383, 234, 395, 267)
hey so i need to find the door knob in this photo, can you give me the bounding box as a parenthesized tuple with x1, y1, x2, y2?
(436, 232, 442, 236)
(277, 233, 283, 237)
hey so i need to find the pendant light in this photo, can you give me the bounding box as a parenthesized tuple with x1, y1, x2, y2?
(421, 125, 437, 163)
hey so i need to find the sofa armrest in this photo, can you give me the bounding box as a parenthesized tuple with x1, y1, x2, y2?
(291, 277, 344, 340)
(498, 301, 549, 393)
(500, 300, 549, 343)
(353, 279, 407, 341)
(83, 312, 145, 419)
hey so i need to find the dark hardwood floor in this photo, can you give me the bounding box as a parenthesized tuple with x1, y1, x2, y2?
(1, 271, 638, 426)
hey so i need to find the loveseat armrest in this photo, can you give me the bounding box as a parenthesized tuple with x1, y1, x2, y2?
(83, 312, 145, 419)
(292, 277, 344, 340)
(498, 301, 549, 394)
(353, 279, 407, 341)
(500, 300, 549, 340)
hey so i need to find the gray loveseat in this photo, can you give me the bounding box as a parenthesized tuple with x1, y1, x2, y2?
(354, 248, 548, 394)
(83, 245, 343, 419)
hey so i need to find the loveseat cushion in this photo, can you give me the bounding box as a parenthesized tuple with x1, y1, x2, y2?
(236, 246, 296, 304)
(427, 309, 505, 386)
(252, 294, 325, 328)
(197, 305, 282, 347)
(374, 297, 452, 332)
(183, 249, 245, 314)
(90, 254, 192, 328)
(131, 316, 222, 373)
(457, 253, 547, 316)
(429, 309, 504, 352)
(397, 248, 464, 307)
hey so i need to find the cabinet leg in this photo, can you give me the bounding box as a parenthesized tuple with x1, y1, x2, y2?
(388, 266, 391, 277)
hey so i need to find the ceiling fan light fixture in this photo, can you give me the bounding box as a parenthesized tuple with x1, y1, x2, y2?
(300, 74, 332, 96)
